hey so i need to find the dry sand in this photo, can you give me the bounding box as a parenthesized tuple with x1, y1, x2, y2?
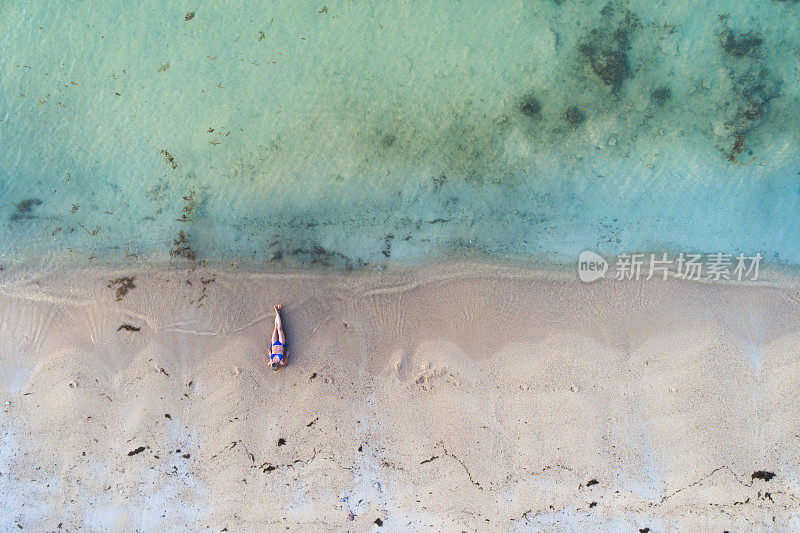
(1, 263, 799, 531)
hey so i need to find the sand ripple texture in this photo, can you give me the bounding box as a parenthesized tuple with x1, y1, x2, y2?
(1, 266, 799, 530)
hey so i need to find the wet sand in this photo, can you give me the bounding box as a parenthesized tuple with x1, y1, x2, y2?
(1, 263, 799, 531)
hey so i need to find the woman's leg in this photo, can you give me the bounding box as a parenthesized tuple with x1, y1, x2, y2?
(274, 305, 285, 345)
(271, 322, 279, 346)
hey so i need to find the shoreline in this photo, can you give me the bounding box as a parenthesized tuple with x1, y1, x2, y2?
(3, 254, 799, 286)
(1, 262, 800, 530)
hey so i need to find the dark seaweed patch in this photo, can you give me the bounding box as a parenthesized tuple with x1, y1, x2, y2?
(519, 94, 541, 117)
(564, 106, 585, 126)
(380, 134, 396, 148)
(117, 324, 141, 332)
(612, 27, 629, 49)
(651, 86, 671, 106)
(177, 188, 198, 223)
(721, 30, 763, 58)
(290, 245, 359, 270)
(432, 173, 447, 191)
(127, 446, 146, 456)
(108, 276, 136, 301)
(590, 49, 628, 90)
(721, 66, 781, 161)
(170, 230, 197, 261)
(160, 149, 178, 169)
(577, 43, 595, 57)
(185, 11, 195, 21)
(577, 8, 639, 91)
(752, 470, 775, 481)
(15, 198, 42, 213)
(726, 135, 746, 162)
(9, 198, 42, 222)
(381, 234, 394, 258)
(712, 17, 782, 162)
(731, 69, 779, 133)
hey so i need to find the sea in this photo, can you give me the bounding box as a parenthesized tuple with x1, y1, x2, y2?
(1, 0, 798, 271)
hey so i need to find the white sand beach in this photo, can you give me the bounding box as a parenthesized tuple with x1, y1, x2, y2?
(1, 263, 799, 531)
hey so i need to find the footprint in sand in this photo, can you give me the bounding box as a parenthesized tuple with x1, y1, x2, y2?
(411, 363, 459, 391)
(394, 348, 413, 381)
(394, 349, 459, 390)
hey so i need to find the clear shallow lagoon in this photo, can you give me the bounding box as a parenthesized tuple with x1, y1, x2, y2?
(1, 1, 798, 269)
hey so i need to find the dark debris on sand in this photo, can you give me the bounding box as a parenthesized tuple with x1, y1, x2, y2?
(108, 276, 136, 301)
(752, 470, 775, 481)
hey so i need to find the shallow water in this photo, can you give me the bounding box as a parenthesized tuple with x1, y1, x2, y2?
(1, 1, 799, 269)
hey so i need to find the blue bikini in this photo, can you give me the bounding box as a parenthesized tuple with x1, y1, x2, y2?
(271, 341, 285, 366)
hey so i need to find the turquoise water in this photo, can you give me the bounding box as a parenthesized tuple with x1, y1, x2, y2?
(1, 1, 799, 269)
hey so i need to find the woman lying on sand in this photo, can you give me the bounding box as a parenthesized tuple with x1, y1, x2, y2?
(269, 304, 287, 371)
